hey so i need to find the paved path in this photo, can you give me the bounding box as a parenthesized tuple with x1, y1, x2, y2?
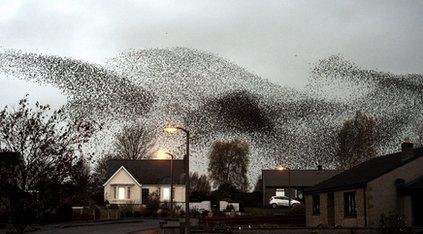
(31, 219, 160, 234)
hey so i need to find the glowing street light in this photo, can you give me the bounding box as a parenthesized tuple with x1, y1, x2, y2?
(163, 127, 179, 133)
(163, 125, 190, 234)
(155, 149, 172, 159)
(276, 165, 285, 171)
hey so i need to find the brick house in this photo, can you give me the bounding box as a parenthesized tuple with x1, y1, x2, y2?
(103, 159, 186, 205)
(304, 142, 423, 227)
(261, 166, 340, 207)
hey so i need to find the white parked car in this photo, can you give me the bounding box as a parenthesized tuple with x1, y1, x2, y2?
(269, 196, 300, 208)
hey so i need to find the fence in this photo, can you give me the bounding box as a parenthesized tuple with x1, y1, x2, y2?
(71, 207, 121, 221)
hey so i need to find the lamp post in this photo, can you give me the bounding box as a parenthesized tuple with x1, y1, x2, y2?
(163, 126, 190, 234)
(156, 149, 175, 217)
(277, 165, 291, 207)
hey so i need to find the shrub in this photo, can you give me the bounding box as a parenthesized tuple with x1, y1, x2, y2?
(125, 210, 133, 217)
(201, 210, 209, 217)
(138, 206, 148, 216)
(225, 204, 235, 212)
(379, 213, 408, 234)
(288, 203, 305, 215)
(108, 204, 118, 209)
(94, 207, 101, 219)
(133, 211, 142, 217)
(119, 204, 135, 217)
(190, 208, 200, 217)
(0, 208, 8, 227)
(173, 204, 182, 216)
(145, 192, 160, 216)
(57, 204, 73, 222)
(180, 210, 186, 216)
(157, 208, 170, 217)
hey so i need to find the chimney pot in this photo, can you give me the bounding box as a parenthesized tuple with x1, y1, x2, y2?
(401, 140, 414, 162)
(317, 165, 323, 171)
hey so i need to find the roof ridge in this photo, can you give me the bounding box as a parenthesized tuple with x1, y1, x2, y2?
(305, 147, 423, 193)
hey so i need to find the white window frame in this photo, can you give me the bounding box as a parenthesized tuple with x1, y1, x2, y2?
(118, 187, 126, 200)
(114, 186, 131, 200)
(162, 187, 171, 201)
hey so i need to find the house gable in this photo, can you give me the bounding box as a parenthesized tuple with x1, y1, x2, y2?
(305, 153, 423, 228)
(103, 166, 141, 187)
(366, 155, 423, 226)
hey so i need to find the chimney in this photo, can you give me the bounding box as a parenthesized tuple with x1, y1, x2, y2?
(401, 139, 414, 162)
(317, 165, 323, 171)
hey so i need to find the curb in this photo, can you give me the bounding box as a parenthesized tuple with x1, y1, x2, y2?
(58, 219, 144, 228)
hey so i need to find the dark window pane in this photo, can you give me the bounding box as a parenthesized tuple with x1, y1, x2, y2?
(344, 192, 357, 217)
(312, 195, 320, 215)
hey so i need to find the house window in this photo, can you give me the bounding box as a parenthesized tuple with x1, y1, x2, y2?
(312, 195, 320, 215)
(118, 187, 126, 200)
(163, 187, 171, 201)
(276, 188, 285, 196)
(126, 187, 131, 199)
(113, 186, 132, 200)
(344, 192, 357, 217)
(298, 191, 303, 199)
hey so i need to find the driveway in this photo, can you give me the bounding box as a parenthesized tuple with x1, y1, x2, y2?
(31, 219, 160, 234)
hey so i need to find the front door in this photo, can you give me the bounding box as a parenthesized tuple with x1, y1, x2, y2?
(141, 188, 149, 205)
(327, 193, 335, 226)
(412, 193, 423, 227)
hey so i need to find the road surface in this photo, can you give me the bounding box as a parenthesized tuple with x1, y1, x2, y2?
(31, 219, 160, 234)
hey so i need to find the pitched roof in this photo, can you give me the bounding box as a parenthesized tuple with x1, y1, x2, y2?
(106, 159, 186, 185)
(262, 169, 341, 187)
(306, 147, 423, 193)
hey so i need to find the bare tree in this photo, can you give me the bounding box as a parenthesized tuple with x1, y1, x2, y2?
(208, 139, 250, 192)
(336, 111, 377, 170)
(113, 123, 156, 160)
(0, 96, 97, 233)
(93, 154, 115, 185)
(190, 172, 211, 195)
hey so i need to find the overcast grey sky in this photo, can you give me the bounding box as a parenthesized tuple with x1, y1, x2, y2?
(1, 0, 423, 106)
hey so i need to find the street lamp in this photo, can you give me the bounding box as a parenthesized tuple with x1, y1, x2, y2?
(163, 126, 190, 234)
(155, 149, 175, 217)
(277, 165, 291, 207)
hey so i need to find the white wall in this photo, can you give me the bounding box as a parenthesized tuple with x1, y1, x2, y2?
(104, 168, 141, 204)
(104, 167, 186, 205)
(190, 201, 211, 211)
